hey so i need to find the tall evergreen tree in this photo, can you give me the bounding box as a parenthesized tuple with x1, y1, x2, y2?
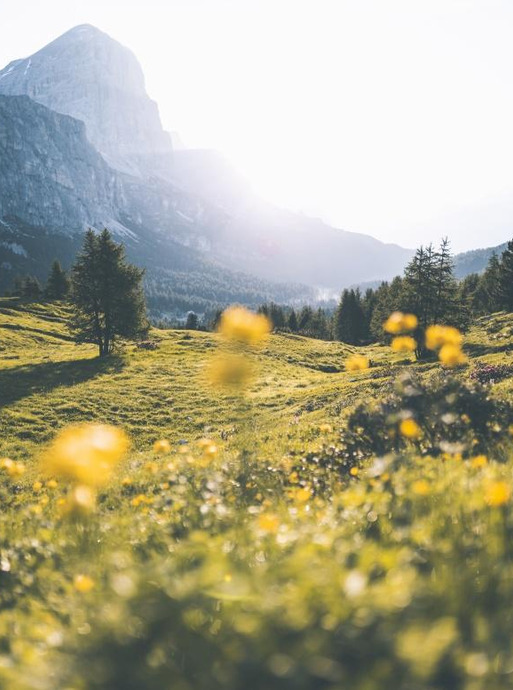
(288, 308, 298, 332)
(70, 228, 148, 357)
(22, 276, 42, 300)
(334, 289, 364, 344)
(45, 260, 70, 300)
(496, 240, 513, 311)
(185, 312, 199, 330)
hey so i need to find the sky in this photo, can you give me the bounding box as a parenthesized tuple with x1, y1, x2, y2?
(1, 0, 513, 252)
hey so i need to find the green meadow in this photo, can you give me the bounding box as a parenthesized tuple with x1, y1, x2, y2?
(1, 298, 513, 689)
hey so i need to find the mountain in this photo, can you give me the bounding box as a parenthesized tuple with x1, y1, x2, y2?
(454, 242, 508, 278)
(0, 24, 172, 178)
(0, 25, 414, 311)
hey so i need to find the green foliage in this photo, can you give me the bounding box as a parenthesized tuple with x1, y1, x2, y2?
(2, 302, 513, 689)
(70, 229, 149, 356)
(343, 371, 513, 461)
(45, 259, 70, 300)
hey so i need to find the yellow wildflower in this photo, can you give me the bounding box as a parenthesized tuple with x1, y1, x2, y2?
(345, 355, 369, 372)
(383, 312, 418, 334)
(471, 455, 488, 468)
(349, 467, 359, 476)
(290, 487, 311, 503)
(3, 460, 25, 477)
(258, 513, 280, 533)
(42, 424, 129, 487)
(33, 481, 43, 492)
(438, 344, 467, 367)
(73, 574, 95, 593)
(391, 336, 417, 353)
(485, 481, 511, 507)
(218, 306, 271, 345)
(64, 485, 96, 517)
(425, 325, 463, 351)
(46, 479, 58, 489)
(153, 439, 171, 454)
(319, 423, 333, 433)
(400, 419, 422, 440)
(412, 480, 430, 496)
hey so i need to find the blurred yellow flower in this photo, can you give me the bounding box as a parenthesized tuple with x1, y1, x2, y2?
(345, 354, 369, 372)
(471, 455, 488, 468)
(438, 344, 467, 367)
(400, 419, 422, 440)
(290, 487, 311, 503)
(391, 336, 417, 353)
(33, 481, 43, 492)
(42, 424, 129, 487)
(46, 479, 58, 490)
(73, 574, 95, 593)
(207, 353, 254, 389)
(258, 513, 280, 533)
(1, 458, 25, 477)
(485, 481, 511, 507)
(383, 312, 418, 334)
(64, 484, 96, 516)
(198, 439, 218, 459)
(319, 423, 333, 433)
(349, 467, 359, 476)
(153, 439, 171, 454)
(412, 480, 430, 496)
(425, 325, 463, 351)
(218, 306, 271, 345)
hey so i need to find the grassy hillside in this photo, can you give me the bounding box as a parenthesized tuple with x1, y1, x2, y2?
(1, 299, 513, 689)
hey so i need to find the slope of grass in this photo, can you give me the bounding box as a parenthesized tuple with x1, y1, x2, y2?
(1, 300, 513, 690)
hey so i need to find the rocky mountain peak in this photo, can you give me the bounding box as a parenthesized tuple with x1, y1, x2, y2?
(0, 25, 172, 178)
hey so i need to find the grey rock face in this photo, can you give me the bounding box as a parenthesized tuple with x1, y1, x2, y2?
(0, 25, 172, 178)
(0, 94, 125, 231)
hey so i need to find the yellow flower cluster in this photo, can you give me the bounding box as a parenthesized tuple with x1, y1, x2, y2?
(345, 354, 369, 372)
(383, 312, 418, 334)
(42, 424, 129, 517)
(425, 325, 467, 367)
(391, 336, 417, 353)
(218, 306, 271, 346)
(0, 457, 25, 477)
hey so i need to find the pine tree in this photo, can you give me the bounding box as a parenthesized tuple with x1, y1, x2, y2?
(334, 289, 364, 344)
(185, 312, 199, 330)
(496, 240, 513, 311)
(70, 228, 148, 357)
(288, 308, 298, 332)
(22, 276, 42, 300)
(481, 252, 502, 312)
(45, 260, 70, 300)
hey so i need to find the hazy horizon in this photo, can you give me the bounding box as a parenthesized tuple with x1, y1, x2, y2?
(1, 0, 512, 253)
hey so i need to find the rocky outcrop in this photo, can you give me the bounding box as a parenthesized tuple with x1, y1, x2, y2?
(0, 25, 172, 178)
(0, 94, 125, 231)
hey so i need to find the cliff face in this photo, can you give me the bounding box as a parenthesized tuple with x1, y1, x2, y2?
(0, 25, 172, 178)
(0, 94, 125, 231)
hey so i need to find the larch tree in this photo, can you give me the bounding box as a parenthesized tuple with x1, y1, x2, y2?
(70, 228, 148, 357)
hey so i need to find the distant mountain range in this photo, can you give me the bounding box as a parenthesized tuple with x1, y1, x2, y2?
(0, 25, 508, 315)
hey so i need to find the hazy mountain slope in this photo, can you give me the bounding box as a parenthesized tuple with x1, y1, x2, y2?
(454, 242, 508, 278)
(0, 25, 414, 293)
(0, 94, 311, 312)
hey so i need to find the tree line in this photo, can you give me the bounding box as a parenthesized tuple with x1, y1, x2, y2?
(6, 229, 513, 356)
(254, 238, 513, 350)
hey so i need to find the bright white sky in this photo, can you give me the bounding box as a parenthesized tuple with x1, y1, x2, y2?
(1, 0, 513, 251)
